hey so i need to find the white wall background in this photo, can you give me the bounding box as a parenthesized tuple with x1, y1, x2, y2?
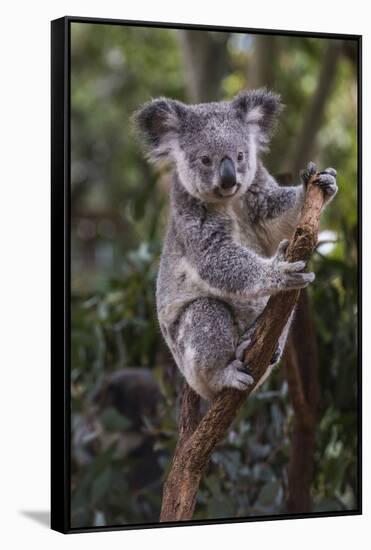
(0, 1, 369, 548)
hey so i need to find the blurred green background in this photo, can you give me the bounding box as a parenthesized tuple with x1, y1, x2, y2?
(70, 22, 358, 529)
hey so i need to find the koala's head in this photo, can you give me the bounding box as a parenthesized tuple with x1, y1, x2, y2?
(134, 89, 282, 203)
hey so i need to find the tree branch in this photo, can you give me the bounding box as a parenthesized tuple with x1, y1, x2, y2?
(160, 174, 326, 522)
(284, 290, 319, 513)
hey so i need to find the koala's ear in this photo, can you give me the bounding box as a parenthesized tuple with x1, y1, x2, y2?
(232, 88, 283, 148)
(133, 98, 188, 164)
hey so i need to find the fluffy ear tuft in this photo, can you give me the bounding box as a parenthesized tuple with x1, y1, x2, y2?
(132, 98, 187, 164)
(232, 88, 283, 149)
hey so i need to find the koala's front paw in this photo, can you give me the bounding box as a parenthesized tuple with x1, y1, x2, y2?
(317, 168, 338, 202)
(301, 162, 338, 203)
(272, 239, 315, 291)
(223, 359, 254, 392)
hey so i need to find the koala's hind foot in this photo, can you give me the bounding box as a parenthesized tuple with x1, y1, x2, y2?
(236, 321, 281, 363)
(223, 359, 254, 391)
(169, 297, 254, 401)
(234, 312, 293, 393)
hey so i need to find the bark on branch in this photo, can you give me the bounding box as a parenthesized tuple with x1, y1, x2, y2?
(160, 174, 326, 522)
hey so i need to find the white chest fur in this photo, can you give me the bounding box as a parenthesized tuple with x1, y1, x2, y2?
(226, 199, 268, 256)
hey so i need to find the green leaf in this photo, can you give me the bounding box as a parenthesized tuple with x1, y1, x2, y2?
(257, 480, 283, 507)
(101, 407, 132, 432)
(92, 468, 111, 503)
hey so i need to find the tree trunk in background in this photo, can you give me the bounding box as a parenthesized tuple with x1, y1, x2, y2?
(248, 35, 279, 90)
(285, 290, 320, 513)
(282, 43, 344, 512)
(287, 40, 343, 176)
(179, 30, 230, 102)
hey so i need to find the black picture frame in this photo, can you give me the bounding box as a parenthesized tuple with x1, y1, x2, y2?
(51, 15, 362, 534)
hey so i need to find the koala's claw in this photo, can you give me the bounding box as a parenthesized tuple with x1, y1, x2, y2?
(224, 359, 254, 391)
(316, 168, 338, 199)
(300, 161, 317, 185)
(276, 239, 289, 261)
(273, 241, 306, 273)
(236, 338, 251, 361)
(283, 271, 315, 290)
(322, 167, 337, 177)
(274, 240, 305, 270)
(236, 325, 256, 361)
(281, 260, 306, 273)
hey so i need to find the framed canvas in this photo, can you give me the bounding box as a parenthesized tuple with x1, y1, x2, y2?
(51, 15, 362, 533)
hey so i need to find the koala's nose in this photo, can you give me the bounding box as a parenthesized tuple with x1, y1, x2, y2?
(219, 157, 236, 189)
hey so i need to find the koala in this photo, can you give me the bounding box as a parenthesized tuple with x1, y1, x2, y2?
(134, 89, 338, 401)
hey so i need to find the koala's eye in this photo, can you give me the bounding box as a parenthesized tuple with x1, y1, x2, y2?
(201, 155, 211, 166)
(237, 152, 244, 162)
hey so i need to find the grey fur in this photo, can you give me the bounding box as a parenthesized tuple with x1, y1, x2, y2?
(134, 89, 338, 401)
